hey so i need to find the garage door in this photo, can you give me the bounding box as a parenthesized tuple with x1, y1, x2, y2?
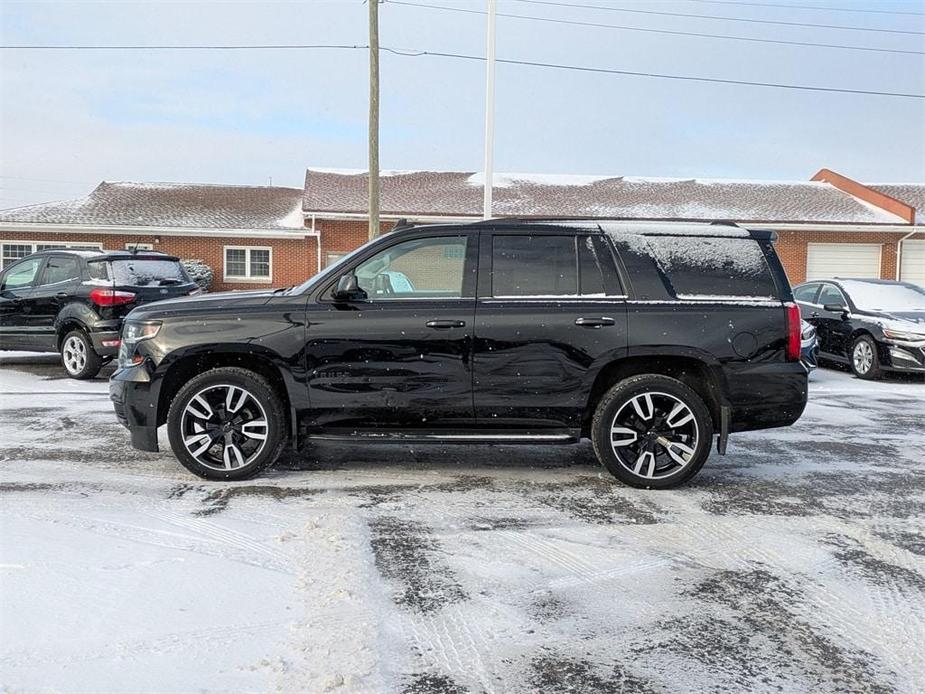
(806, 243, 881, 280)
(900, 239, 925, 285)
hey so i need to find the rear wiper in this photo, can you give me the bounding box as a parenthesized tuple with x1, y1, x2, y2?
(158, 278, 181, 286)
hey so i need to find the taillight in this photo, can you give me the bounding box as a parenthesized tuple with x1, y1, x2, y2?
(89, 288, 136, 306)
(786, 303, 801, 361)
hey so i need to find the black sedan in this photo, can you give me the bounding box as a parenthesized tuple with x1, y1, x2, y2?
(793, 278, 925, 380)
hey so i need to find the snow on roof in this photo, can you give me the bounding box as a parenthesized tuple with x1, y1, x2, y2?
(868, 183, 925, 222)
(303, 169, 910, 224)
(0, 181, 306, 230)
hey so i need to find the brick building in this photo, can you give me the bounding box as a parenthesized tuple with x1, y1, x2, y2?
(1, 168, 922, 289)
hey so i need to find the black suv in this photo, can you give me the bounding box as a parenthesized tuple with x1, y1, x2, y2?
(0, 249, 198, 379)
(110, 220, 807, 488)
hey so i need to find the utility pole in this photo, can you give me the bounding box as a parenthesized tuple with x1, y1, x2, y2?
(368, 0, 380, 239)
(482, 0, 497, 220)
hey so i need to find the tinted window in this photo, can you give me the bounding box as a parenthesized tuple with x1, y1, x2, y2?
(578, 236, 605, 296)
(354, 236, 468, 298)
(111, 259, 186, 287)
(87, 261, 109, 281)
(492, 235, 577, 297)
(1, 257, 43, 290)
(818, 284, 847, 307)
(41, 256, 80, 285)
(793, 284, 819, 303)
(646, 236, 777, 299)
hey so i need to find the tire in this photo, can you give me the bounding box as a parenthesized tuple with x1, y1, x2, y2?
(591, 374, 714, 489)
(166, 367, 287, 480)
(850, 335, 881, 380)
(60, 329, 103, 380)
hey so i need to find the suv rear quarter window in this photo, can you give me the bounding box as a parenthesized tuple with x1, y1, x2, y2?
(645, 236, 778, 300)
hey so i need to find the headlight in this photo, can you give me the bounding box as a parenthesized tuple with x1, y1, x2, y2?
(883, 328, 925, 342)
(801, 324, 815, 340)
(119, 321, 161, 368)
(122, 321, 161, 344)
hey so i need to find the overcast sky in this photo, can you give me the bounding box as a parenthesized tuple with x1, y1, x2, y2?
(1, 0, 923, 208)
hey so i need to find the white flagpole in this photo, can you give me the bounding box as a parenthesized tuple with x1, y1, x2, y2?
(483, 0, 497, 220)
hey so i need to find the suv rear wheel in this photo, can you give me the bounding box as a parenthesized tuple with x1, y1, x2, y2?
(591, 374, 713, 489)
(166, 367, 286, 480)
(61, 329, 103, 380)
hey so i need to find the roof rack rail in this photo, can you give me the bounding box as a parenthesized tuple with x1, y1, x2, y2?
(392, 218, 413, 231)
(709, 220, 740, 227)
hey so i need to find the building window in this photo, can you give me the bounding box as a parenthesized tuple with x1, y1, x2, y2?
(125, 243, 154, 251)
(1, 241, 102, 268)
(325, 252, 346, 268)
(224, 246, 272, 281)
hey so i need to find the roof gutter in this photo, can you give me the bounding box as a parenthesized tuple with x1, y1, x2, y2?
(303, 213, 919, 233)
(0, 222, 317, 239)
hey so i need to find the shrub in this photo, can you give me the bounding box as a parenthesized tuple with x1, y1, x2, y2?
(182, 259, 213, 291)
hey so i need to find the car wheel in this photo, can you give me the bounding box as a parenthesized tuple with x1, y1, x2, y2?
(166, 366, 286, 480)
(591, 374, 714, 489)
(61, 329, 102, 380)
(850, 335, 881, 380)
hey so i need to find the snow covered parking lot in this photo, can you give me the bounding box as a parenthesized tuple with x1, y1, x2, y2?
(1, 355, 924, 694)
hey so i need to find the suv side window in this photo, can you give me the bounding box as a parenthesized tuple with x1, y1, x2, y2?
(818, 284, 847, 307)
(578, 236, 605, 296)
(40, 256, 80, 286)
(354, 236, 469, 299)
(645, 236, 777, 299)
(0, 257, 44, 291)
(793, 283, 820, 303)
(492, 235, 578, 297)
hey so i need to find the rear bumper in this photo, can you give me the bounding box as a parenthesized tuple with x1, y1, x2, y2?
(89, 330, 121, 357)
(723, 361, 808, 433)
(109, 364, 160, 452)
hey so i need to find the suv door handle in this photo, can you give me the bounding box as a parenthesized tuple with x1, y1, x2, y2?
(575, 317, 615, 328)
(55, 292, 69, 299)
(425, 320, 466, 329)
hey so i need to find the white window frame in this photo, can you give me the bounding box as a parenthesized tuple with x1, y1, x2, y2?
(1, 240, 103, 268)
(223, 245, 273, 282)
(125, 242, 154, 251)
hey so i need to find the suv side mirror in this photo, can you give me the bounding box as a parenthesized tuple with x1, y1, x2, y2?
(823, 303, 848, 316)
(332, 273, 366, 303)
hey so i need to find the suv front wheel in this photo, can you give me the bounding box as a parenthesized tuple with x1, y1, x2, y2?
(167, 367, 286, 480)
(591, 374, 713, 489)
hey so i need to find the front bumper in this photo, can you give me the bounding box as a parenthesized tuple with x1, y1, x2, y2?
(883, 342, 925, 373)
(109, 364, 160, 452)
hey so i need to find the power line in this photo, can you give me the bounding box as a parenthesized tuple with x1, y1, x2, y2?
(381, 46, 925, 99)
(684, 0, 925, 17)
(508, 0, 925, 35)
(0, 43, 368, 51)
(2, 42, 920, 98)
(387, 0, 924, 55)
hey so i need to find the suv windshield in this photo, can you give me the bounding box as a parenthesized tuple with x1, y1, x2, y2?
(840, 280, 925, 312)
(110, 259, 188, 287)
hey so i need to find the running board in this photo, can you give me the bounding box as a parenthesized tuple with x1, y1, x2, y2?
(308, 430, 578, 444)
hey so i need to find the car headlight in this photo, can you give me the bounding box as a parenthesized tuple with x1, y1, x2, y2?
(122, 321, 161, 344)
(119, 321, 161, 367)
(883, 328, 925, 342)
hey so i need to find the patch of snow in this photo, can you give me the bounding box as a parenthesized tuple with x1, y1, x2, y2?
(466, 172, 616, 188)
(278, 202, 305, 229)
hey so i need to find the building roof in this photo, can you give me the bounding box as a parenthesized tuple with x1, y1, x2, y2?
(869, 184, 925, 218)
(303, 169, 910, 225)
(0, 181, 305, 230)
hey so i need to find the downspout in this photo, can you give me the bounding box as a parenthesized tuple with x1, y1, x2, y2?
(896, 228, 918, 280)
(312, 214, 319, 275)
